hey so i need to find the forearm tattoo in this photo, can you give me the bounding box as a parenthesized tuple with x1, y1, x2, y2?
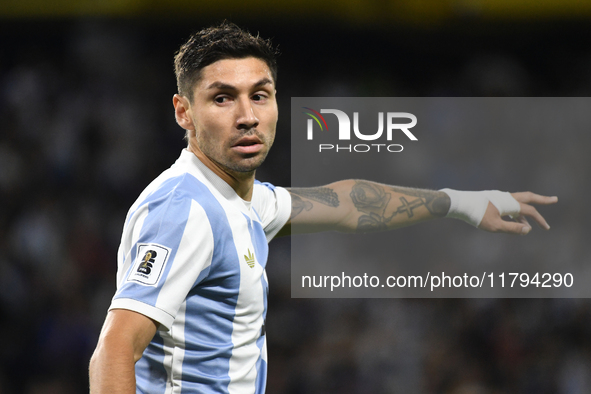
(289, 187, 340, 220)
(290, 194, 313, 220)
(350, 181, 450, 232)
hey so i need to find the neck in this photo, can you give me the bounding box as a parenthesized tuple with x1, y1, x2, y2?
(187, 145, 255, 201)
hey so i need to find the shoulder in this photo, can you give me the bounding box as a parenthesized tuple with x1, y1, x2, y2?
(134, 171, 220, 212)
(252, 180, 291, 240)
(253, 181, 290, 207)
(121, 171, 224, 242)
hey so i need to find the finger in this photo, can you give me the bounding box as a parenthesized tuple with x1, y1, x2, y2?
(513, 214, 531, 228)
(513, 214, 533, 233)
(512, 192, 558, 206)
(488, 218, 531, 235)
(478, 203, 531, 234)
(519, 203, 551, 230)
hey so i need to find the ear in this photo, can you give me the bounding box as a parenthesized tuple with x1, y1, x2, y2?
(173, 94, 195, 131)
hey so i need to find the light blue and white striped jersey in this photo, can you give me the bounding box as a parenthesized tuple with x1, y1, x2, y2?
(109, 149, 291, 394)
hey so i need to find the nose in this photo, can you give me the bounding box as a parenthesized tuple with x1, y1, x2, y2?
(236, 98, 259, 130)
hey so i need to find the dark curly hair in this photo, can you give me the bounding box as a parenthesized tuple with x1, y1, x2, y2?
(174, 21, 278, 102)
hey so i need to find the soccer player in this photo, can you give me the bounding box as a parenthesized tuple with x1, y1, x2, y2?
(88, 22, 557, 393)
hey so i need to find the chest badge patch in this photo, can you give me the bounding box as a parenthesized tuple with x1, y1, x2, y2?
(244, 249, 255, 268)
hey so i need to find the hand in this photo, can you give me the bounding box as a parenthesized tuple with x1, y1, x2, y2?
(478, 192, 558, 235)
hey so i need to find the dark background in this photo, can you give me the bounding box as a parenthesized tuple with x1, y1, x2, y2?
(1, 2, 591, 393)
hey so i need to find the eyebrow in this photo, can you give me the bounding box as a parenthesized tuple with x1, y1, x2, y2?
(206, 78, 274, 91)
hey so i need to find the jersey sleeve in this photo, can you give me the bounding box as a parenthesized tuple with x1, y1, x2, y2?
(252, 181, 291, 242)
(109, 186, 214, 331)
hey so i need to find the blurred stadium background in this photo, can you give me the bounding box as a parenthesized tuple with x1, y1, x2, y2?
(1, 1, 591, 393)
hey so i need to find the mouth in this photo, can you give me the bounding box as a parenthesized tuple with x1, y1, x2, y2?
(232, 136, 264, 155)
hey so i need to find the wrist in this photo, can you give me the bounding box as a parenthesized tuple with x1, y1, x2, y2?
(440, 188, 520, 227)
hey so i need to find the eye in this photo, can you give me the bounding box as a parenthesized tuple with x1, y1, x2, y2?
(252, 93, 268, 102)
(214, 96, 229, 104)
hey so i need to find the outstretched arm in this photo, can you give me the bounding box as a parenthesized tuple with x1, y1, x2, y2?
(277, 180, 557, 236)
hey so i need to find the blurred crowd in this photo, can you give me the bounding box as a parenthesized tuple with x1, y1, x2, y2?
(0, 18, 590, 393)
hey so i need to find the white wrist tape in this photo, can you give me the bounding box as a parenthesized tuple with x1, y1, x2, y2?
(440, 188, 521, 227)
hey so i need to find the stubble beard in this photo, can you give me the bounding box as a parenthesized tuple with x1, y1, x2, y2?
(198, 130, 274, 177)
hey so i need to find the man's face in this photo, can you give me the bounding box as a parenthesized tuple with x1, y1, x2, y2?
(185, 57, 278, 177)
